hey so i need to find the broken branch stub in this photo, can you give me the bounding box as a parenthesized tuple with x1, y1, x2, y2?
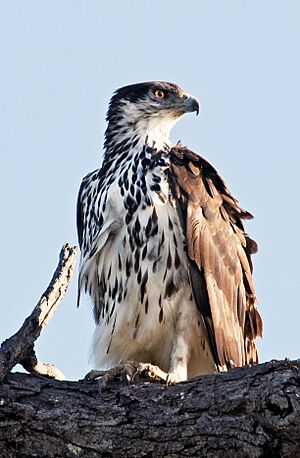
(0, 243, 78, 382)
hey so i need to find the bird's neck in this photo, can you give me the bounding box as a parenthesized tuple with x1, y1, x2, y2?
(133, 116, 174, 150)
(104, 117, 175, 161)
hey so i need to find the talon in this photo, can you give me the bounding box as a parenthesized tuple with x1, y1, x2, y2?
(84, 361, 168, 393)
(166, 371, 185, 385)
(83, 369, 105, 381)
(97, 361, 140, 392)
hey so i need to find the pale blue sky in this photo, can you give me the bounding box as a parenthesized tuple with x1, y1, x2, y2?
(1, 1, 299, 380)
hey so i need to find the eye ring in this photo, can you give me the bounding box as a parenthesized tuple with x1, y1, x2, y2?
(154, 89, 166, 99)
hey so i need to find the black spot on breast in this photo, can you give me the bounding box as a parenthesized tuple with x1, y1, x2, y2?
(165, 278, 176, 298)
(144, 297, 149, 314)
(145, 207, 159, 237)
(101, 277, 107, 294)
(134, 216, 141, 233)
(98, 213, 104, 227)
(133, 216, 143, 247)
(140, 269, 148, 303)
(157, 231, 165, 258)
(135, 189, 141, 205)
(163, 266, 168, 282)
(140, 177, 147, 196)
(126, 256, 132, 277)
(150, 183, 161, 192)
(107, 265, 112, 281)
(112, 278, 118, 300)
(152, 206, 158, 224)
(173, 233, 178, 248)
(117, 280, 123, 303)
(145, 196, 152, 206)
(110, 301, 116, 318)
(125, 194, 136, 210)
(134, 248, 140, 273)
(174, 250, 180, 269)
(137, 268, 142, 284)
(167, 251, 172, 269)
(145, 215, 152, 237)
(152, 174, 161, 183)
(142, 244, 147, 260)
(130, 184, 135, 196)
(125, 213, 132, 225)
(128, 232, 134, 251)
(159, 308, 164, 323)
(135, 313, 140, 328)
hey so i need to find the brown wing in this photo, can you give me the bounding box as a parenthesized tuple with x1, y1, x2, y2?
(168, 145, 263, 370)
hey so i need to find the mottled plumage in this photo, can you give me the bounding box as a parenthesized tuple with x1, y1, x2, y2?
(77, 81, 262, 382)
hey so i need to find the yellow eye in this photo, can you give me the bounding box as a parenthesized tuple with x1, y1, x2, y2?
(154, 89, 166, 99)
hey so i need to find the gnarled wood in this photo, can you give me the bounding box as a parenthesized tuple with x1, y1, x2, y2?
(0, 244, 77, 382)
(0, 359, 299, 457)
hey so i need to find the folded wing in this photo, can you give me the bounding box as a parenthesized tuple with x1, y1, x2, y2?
(168, 145, 263, 370)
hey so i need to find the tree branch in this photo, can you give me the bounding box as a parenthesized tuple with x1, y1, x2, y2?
(0, 244, 77, 382)
(0, 359, 299, 457)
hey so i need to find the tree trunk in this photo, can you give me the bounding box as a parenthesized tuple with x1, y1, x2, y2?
(0, 359, 299, 458)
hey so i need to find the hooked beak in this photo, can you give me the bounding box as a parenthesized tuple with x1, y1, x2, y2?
(181, 94, 200, 115)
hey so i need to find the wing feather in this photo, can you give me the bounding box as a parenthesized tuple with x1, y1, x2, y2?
(168, 145, 262, 369)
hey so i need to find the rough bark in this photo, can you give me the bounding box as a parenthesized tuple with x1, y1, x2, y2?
(0, 359, 299, 458)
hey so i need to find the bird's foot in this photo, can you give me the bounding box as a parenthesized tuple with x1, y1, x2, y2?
(166, 371, 182, 385)
(166, 370, 187, 385)
(84, 361, 168, 392)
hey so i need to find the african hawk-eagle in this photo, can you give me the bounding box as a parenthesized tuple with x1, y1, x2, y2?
(77, 81, 263, 383)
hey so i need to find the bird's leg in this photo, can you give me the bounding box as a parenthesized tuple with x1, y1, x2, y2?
(167, 322, 190, 385)
(167, 335, 189, 384)
(84, 361, 168, 392)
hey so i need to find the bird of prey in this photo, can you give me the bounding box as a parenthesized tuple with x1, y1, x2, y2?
(77, 81, 263, 383)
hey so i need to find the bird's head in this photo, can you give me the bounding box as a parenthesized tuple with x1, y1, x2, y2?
(105, 81, 200, 151)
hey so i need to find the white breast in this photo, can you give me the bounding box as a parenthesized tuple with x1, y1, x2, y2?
(82, 149, 215, 377)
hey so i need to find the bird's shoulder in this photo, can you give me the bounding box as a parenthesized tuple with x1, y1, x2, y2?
(168, 144, 253, 224)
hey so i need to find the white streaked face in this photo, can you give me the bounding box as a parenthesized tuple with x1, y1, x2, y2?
(107, 82, 200, 149)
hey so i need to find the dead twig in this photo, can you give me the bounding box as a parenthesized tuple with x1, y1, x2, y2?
(0, 243, 77, 382)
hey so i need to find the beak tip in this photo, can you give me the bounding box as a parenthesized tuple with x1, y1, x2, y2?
(189, 97, 200, 116)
